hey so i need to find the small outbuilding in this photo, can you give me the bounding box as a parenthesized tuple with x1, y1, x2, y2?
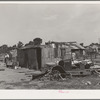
(17, 45, 60, 70)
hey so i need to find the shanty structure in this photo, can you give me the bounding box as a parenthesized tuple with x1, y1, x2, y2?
(17, 45, 61, 70)
(85, 45, 98, 59)
(45, 41, 72, 60)
(10, 49, 18, 66)
(16, 41, 85, 70)
(67, 42, 85, 60)
(45, 41, 85, 60)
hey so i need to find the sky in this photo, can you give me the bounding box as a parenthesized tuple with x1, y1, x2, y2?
(0, 3, 100, 46)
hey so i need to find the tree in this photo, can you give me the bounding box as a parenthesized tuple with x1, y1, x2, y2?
(7, 46, 13, 52)
(2, 45, 8, 53)
(25, 41, 34, 46)
(80, 43, 84, 47)
(28, 41, 34, 45)
(12, 45, 17, 48)
(17, 41, 24, 48)
(33, 38, 42, 46)
(0, 44, 9, 54)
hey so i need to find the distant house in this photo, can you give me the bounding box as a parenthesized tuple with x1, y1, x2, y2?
(90, 44, 99, 53)
(0, 53, 5, 62)
(85, 44, 99, 59)
(10, 49, 18, 66)
(98, 45, 100, 53)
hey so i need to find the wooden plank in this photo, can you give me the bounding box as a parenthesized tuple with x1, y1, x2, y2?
(66, 69, 91, 76)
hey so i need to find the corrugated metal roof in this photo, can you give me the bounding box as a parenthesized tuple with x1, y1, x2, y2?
(21, 42, 85, 50)
(73, 43, 85, 49)
(70, 45, 79, 49)
(20, 45, 41, 50)
(20, 45, 47, 50)
(65, 42, 84, 50)
(69, 43, 85, 50)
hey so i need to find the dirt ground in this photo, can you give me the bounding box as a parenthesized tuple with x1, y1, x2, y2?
(0, 56, 100, 89)
(0, 62, 44, 89)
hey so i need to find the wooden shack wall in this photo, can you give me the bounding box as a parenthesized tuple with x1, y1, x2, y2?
(17, 49, 26, 67)
(41, 46, 62, 67)
(71, 49, 84, 59)
(42, 46, 54, 67)
(18, 46, 72, 69)
(27, 48, 38, 69)
(18, 48, 40, 70)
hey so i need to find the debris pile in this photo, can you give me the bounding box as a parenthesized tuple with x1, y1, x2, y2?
(82, 80, 92, 85)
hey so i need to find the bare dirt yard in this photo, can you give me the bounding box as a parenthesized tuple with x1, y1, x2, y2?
(0, 56, 100, 89)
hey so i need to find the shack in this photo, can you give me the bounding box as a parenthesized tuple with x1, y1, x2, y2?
(67, 42, 85, 60)
(17, 45, 61, 70)
(17, 41, 85, 70)
(45, 41, 85, 60)
(45, 41, 72, 60)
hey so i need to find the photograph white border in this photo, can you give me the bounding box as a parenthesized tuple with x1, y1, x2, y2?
(0, 1, 100, 99)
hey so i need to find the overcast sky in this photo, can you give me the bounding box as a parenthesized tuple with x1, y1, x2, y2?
(0, 3, 100, 46)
